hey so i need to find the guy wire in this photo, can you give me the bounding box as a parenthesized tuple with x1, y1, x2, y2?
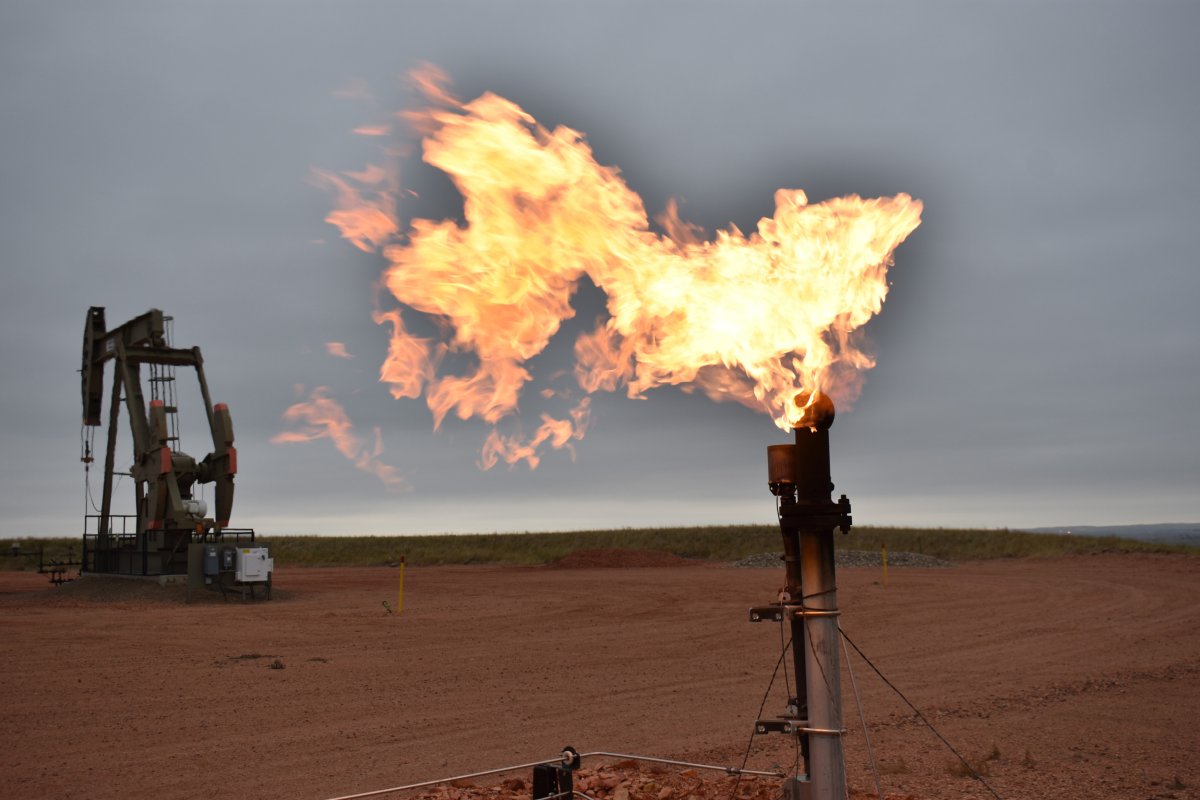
(727, 636, 790, 800)
(779, 607, 801, 779)
(839, 623, 882, 800)
(839, 628, 1004, 800)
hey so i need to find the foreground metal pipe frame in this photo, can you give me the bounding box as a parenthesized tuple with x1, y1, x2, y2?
(319, 750, 785, 800)
(763, 393, 852, 800)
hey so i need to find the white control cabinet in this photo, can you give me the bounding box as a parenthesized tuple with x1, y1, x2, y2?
(235, 547, 273, 583)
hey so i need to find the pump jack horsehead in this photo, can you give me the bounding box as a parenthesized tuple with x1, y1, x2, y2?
(80, 307, 238, 576)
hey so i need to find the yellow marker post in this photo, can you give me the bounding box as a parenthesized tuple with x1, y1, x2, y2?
(881, 541, 888, 587)
(397, 555, 405, 614)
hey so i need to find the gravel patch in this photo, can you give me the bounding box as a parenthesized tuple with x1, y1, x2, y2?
(733, 549, 954, 568)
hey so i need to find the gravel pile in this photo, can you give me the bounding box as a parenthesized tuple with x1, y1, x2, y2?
(733, 549, 953, 568)
(398, 762, 786, 800)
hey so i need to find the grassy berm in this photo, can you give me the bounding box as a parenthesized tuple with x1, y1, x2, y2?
(2, 525, 1194, 570)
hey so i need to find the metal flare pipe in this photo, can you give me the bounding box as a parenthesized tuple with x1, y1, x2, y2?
(767, 392, 852, 800)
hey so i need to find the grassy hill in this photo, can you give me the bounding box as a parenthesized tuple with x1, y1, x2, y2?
(1025, 522, 1200, 546)
(3, 525, 1195, 571)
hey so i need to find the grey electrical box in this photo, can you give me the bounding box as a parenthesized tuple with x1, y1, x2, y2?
(203, 545, 219, 577)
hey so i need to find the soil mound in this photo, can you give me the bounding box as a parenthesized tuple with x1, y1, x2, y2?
(551, 548, 699, 568)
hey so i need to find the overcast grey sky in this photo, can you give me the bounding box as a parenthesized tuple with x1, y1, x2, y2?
(2, 1, 1197, 537)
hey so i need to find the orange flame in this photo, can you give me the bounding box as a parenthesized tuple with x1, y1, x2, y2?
(320, 67, 922, 468)
(325, 341, 355, 359)
(372, 308, 440, 400)
(272, 385, 406, 489)
(352, 124, 391, 137)
(480, 397, 592, 470)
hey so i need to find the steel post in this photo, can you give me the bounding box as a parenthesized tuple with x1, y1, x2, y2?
(800, 526, 844, 800)
(780, 521, 811, 768)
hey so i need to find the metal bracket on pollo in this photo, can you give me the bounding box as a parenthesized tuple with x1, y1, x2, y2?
(748, 605, 786, 623)
(755, 717, 809, 737)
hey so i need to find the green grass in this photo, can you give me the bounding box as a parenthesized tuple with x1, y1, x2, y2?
(844, 526, 1198, 561)
(4, 525, 1193, 570)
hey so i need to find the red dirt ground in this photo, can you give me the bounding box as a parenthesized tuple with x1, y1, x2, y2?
(1, 553, 1197, 800)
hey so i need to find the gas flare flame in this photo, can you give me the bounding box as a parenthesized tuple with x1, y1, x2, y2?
(272, 385, 406, 489)
(320, 67, 922, 469)
(325, 341, 355, 359)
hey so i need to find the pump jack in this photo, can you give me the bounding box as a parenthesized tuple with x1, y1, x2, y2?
(80, 307, 251, 576)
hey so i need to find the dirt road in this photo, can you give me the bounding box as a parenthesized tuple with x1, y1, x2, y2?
(1, 553, 1196, 800)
